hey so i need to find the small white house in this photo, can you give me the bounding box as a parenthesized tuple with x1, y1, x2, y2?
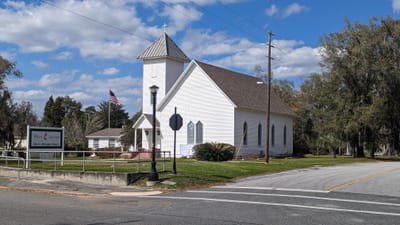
(133, 33, 295, 157)
(86, 128, 123, 149)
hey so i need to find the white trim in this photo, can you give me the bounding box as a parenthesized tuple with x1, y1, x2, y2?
(132, 114, 146, 128)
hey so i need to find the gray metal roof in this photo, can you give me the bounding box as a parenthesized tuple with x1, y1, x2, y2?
(195, 61, 296, 117)
(137, 33, 190, 63)
(86, 128, 122, 138)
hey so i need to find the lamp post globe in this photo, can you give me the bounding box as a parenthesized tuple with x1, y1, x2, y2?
(148, 85, 159, 181)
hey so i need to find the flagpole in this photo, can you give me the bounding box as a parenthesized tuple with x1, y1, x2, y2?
(108, 92, 111, 148)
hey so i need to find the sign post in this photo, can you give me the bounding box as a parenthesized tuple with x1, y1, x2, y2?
(169, 107, 183, 174)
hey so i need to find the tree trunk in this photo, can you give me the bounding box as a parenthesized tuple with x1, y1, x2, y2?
(356, 129, 365, 157)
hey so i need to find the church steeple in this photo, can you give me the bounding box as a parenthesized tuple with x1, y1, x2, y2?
(138, 33, 190, 114)
(137, 33, 190, 63)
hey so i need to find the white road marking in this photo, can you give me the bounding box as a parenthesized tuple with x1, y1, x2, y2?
(138, 196, 400, 216)
(214, 186, 330, 193)
(189, 190, 400, 207)
(110, 191, 162, 196)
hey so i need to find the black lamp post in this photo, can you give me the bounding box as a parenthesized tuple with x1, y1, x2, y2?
(148, 85, 159, 181)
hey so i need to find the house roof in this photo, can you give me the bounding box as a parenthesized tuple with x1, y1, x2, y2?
(137, 33, 190, 63)
(195, 60, 295, 116)
(86, 128, 122, 138)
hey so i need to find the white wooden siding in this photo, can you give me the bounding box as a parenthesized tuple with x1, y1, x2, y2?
(87, 138, 121, 149)
(142, 59, 184, 114)
(234, 109, 293, 157)
(270, 113, 293, 156)
(159, 65, 235, 156)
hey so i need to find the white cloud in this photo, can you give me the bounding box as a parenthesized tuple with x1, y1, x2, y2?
(161, 4, 203, 32)
(183, 29, 322, 78)
(31, 60, 48, 69)
(265, 4, 278, 17)
(265, 3, 308, 18)
(53, 51, 73, 60)
(100, 67, 119, 75)
(13, 89, 47, 101)
(0, 1, 160, 61)
(38, 70, 77, 87)
(283, 3, 308, 18)
(139, 0, 243, 6)
(4, 0, 27, 9)
(393, 0, 400, 12)
(5, 78, 35, 89)
(181, 29, 253, 59)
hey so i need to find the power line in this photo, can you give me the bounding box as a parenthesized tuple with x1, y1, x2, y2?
(195, 3, 261, 41)
(219, 3, 265, 38)
(40, 0, 149, 41)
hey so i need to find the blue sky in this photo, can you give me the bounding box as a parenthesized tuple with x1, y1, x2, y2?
(1, 0, 399, 118)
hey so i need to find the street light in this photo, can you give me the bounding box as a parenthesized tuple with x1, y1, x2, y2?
(148, 85, 159, 181)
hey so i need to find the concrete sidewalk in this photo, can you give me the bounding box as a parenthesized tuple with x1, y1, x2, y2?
(0, 174, 160, 197)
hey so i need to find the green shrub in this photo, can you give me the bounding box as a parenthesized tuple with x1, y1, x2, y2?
(193, 142, 235, 161)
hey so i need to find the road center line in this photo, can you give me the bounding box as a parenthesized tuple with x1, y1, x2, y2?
(324, 167, 400, 191)
(214, 186, 330, 193)
(188, 190, 400, 207)
(139, 196, 400, 216)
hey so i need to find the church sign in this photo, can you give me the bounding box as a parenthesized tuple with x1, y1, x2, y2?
(28, 126, 64, 150)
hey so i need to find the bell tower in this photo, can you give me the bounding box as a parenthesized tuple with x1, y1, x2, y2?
(137, 33, 190, 114)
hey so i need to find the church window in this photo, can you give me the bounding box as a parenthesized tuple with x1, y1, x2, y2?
(271, 125, 275, 147)
(187, 121, 194, 144)
(258, 123, 262, 146)
(243, 122, 248, 145)
(283, 126, 287, 146)
(196, 121, 203, 144)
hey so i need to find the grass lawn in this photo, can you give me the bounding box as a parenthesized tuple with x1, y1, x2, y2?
(0, 155, 388, 190)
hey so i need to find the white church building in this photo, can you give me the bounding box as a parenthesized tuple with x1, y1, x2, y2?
(132, 33, 295, 158)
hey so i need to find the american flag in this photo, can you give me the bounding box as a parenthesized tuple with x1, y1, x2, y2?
(109, 90, 120, 105)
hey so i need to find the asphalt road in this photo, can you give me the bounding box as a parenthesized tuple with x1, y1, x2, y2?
(1, 161, 400, 225)
(224, 161, 400, 197)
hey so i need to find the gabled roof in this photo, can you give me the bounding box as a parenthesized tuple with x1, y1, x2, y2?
(159, 60, 295, 117)
(196, 61, 295, 116)
(132, 114, 160, 129)
(144, 114, 160, 127)
(86, 128, 122, 138)
(137, 33, 190, 63)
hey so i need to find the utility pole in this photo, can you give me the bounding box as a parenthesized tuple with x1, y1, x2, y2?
(265, 31, 273, 163)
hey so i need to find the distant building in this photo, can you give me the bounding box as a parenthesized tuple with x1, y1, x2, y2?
(86, 128, 123, 149)
(14, 136, 27, 149)
(133, 33, 295, 157)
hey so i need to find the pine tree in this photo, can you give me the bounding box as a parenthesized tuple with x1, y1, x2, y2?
(41, 96, 54, 127)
